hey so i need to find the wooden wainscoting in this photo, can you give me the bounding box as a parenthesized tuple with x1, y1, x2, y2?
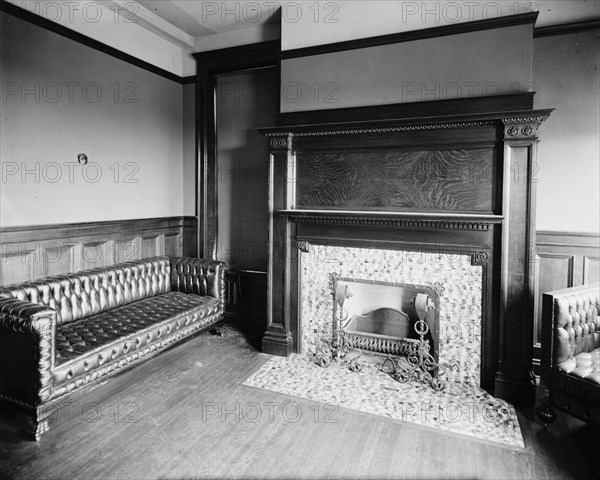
(225, 270, 267, 333)
(0, 216, 197, 286)
(532, 230, 600, 373)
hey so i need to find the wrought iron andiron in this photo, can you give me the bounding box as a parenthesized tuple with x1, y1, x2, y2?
(381, 293, 446, 391)
(314, 274, 362, 372)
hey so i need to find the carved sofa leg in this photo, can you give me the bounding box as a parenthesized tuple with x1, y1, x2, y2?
(32, 416, 49, 441)
(535, 404, 557, 427)
(213, 322, 227, 337)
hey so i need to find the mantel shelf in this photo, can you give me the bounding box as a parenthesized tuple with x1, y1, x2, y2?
(277, 209, 504, 222)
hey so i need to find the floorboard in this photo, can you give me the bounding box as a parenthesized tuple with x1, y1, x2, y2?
(0, 324, 598, 480)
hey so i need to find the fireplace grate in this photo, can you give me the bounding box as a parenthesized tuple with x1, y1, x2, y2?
(346, 331, 420, 357)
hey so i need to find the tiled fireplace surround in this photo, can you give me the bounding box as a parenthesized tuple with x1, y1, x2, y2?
(260, 94, 551, 402)
(300, 245, 484, 386)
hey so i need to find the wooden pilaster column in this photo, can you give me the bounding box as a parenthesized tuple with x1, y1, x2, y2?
(494, 113, 550, 404)
(263, 134, 294, 356)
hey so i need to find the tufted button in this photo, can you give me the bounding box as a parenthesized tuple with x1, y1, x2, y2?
(98, 354, 104, 364)
(83, 361, 89, 371)
(67, 370, 73, 379)
(111, 348, 117, 359)
(147, 333, 152, 342)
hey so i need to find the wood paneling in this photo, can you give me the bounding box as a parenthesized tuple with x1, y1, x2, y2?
(141, 236, 160, 258)
(194, 41, 280, 260)
(532, 231, 600, 372)
(225, 270, 267, 332)
(0, 217, 197, 286)
(215, 68, 276, 272)
(0, 250, 35, 286)
(42, 243, 76, 278)
(295, 149, 496, 213)
(82, 242, 109, 270)
(583, 256, 600, 285)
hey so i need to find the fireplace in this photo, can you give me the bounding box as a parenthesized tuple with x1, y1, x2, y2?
(335, 277, 439, 359)
(260, 94, 551, 402)
(300, 245, 484, 385)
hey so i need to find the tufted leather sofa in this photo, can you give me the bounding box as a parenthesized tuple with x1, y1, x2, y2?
(0, 256, 226, 440)
(538, 283, 600, 426)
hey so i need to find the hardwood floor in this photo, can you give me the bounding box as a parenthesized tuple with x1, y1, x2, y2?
(0, 325, 597, 479)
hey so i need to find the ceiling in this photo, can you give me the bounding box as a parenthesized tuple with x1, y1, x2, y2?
(7, 1, 599, 77)
(135, 0, 280, 37)
(130, 0, 600, 46)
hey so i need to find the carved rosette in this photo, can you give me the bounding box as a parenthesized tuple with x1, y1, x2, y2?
(268, 134, 292, 151)
(472, 251, 489, 266)
(502, 116, 545, 140)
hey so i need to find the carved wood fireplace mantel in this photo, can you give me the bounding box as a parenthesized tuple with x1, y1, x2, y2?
(259, 94, 552, 403)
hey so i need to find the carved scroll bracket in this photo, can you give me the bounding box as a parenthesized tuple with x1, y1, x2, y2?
(297, 240, 310, 253)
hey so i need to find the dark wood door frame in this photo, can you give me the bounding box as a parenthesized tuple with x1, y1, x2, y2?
(193, 41, 281, 259)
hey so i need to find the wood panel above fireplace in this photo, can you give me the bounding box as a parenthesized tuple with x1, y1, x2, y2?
(259, 94, 551, 404)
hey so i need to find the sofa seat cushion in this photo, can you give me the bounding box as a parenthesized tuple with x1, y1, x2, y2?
(55, 292, 220, 366)
(556, 347, 600, 385)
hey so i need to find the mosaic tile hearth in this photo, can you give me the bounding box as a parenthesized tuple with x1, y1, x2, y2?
(243, 354, 524, 449)
(300, 245, 483, 386)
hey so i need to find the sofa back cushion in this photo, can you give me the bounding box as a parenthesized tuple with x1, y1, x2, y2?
(552, 284, 600, 364)
(0, 257, 171, 326)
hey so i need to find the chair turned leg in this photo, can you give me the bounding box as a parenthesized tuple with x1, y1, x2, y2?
(535, 404, 557, 427)
(32, 417, 49, 441)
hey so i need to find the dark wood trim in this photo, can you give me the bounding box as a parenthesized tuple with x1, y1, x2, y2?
(0, 216, 197, 244)
(275, 94, 535, 128)
(0, 1, 188, 85)
(193, 40, 281, 70)
(195, 41, 280, 259)
(182, 76, 197, 85)
(281, 12, 539, 59)
(224, 270, 268, 333)
(534, 20, 600, 38)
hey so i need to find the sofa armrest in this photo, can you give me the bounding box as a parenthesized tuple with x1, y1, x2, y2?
(0, 298, 56, 406)
(540, 283, 600, 385)
(169, 257, 227, 311)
